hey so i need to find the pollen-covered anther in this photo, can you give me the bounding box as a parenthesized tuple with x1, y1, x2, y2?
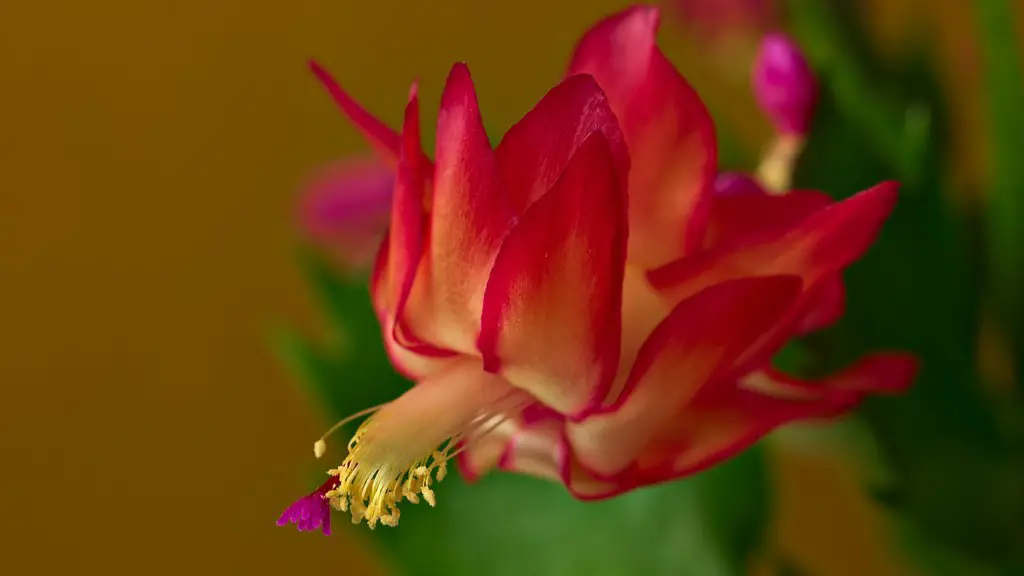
(321, 418, 483, 529)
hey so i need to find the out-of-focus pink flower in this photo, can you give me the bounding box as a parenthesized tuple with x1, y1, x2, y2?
(752, 32, 817, 136)
(279, 6, 916, 531)
(297, 157, 394, 267)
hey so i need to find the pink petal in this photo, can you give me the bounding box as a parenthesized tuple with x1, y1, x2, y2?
(395, 64, 517, 356)
(477, 133, 627, 417)
(308, 60, 402, 165)
(495, 74, 629, 213)
(566, 275, 802, 476)
(298, 157, 394, 268)
(568, 6, 717, 268)
(649, 181, 899, 365)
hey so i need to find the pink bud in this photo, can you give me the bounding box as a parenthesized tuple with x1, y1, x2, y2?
(752, 33, 816, 136)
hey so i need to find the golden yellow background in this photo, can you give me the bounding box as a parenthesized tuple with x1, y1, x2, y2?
(0, 0, 1004, 573)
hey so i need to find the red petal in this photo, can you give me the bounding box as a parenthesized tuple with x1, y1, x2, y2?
(568, 6, 717, 267)
(397, 64, 516, 354)
(703, 182, 842, 333)
(563, 352, 918, 500)
(495, 74, 629, 213)
(649, 181, 899, 362)
(374, 85, 454, 379)
(639, 352, 920, 478)
(795, 275, 845, 334)
(566, 275, 802, 476)
(477, 133, 627, 417)
(703, 186, 832, 249)
(308, 61, 402, 165)
(383, 85, 427, 319)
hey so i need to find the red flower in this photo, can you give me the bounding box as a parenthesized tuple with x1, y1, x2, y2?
(282, 6, 917, 530)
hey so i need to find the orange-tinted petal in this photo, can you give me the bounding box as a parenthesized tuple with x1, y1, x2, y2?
(375, 85, 454, 379)
(495, 74, 629, 213)
(397, 63, 516, 355)
(308, 60, 402, 166)
(567, 275, 802, 476)
(569, 6, 717, 267)
(477, 134, 627, 417)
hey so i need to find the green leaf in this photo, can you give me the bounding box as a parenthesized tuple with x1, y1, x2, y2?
(369, 447, 769, 576)
(784, 20, 1020, 568)
(784, 0, 922, 183)
(275, 249, 410, 430)
(974, 0, 1024, 377)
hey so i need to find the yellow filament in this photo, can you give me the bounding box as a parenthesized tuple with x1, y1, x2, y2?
(320, 412, 510, 529)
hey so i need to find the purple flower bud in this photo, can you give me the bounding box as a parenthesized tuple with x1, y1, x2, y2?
(752, 33, 816, 135)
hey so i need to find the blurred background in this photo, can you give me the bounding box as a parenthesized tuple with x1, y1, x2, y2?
(1, 0, 1019, 574)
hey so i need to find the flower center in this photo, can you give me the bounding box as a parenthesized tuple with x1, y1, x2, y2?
(313, 362, 526, 529)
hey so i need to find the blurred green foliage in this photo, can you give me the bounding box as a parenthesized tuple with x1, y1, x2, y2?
(786, 0, 1024, 572)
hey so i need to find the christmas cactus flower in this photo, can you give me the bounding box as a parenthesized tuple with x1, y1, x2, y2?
(278, 5, 918, 533)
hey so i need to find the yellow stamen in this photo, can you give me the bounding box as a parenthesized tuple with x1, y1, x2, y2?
(316, 408, 512, 529)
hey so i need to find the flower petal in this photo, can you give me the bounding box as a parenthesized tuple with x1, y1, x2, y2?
(397, 63, 516, 355)
(703, 175, 843, 334)
(495, 74, 629, 213)
(561, 352, 917, 500)
(703, 177, 832, 249)
(375, 85, 454, 379)
(276, 477, 339, 536)
(637, 352, 921, 479)
(566, 275, 802, 476)
(309, 60, 402, 165)
(651, 181, 899, 295)
(795, 275, 845, 334)
(743, 352, 920, 399)
(569, 6, 717, 267)
(649, 181, 898, 358)
(299, 157, 395, 268)
(477, 133, 627, 417)
(457, 404, 566, 483)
